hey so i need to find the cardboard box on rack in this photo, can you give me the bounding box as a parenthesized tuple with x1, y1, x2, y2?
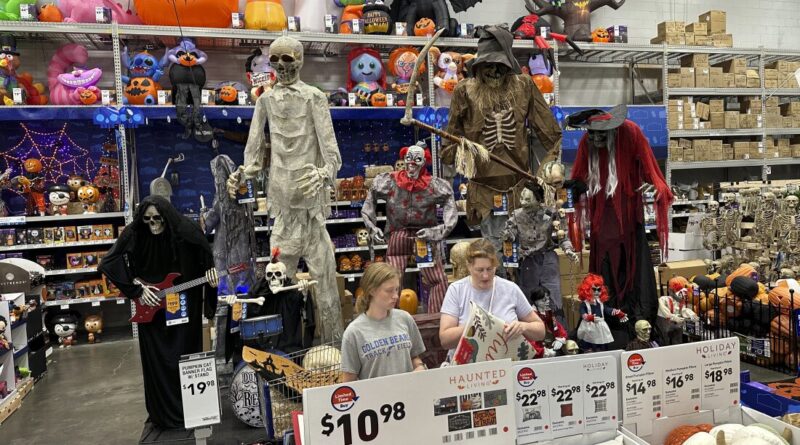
(709, 112, 724, 129)
(670, 146, 684, 161)
(741, 98, 761, 113)
(657, 21, 685, 35)
(684, 22, 707, 35)
(712, 33, 733, 47)
(681, 53, 708, 67)
(710, 70, 725, 87)
(766, 96, 779, 108)
(724, 73, 735, 87)
(695, 67, 710, 88)
(683, 33, 694, 46)
(679, 67, 695, 88)
(695, 101, 710, 120)
(658, 259, 708, 283)
(717, 57, 746, 74)
(781, 101, 800, 116)
(694, 35, 712, 46)
(556, 249, 589, 275)
(724, 111, 740, 128)
(667, 72, 681, 88)
(709, 99, 724, 113)
(682, 147, 695, 161)
(699, 10, 726, 34)
(651, 34, 684, 45)
(734, 74, 747, 87)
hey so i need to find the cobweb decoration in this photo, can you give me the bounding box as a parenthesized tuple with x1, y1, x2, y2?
(1, 123, 97, 184)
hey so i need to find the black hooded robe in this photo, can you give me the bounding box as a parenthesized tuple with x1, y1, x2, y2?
(99, 195, 217, 430)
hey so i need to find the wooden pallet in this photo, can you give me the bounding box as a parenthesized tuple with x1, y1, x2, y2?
(0, 377, 33, 424)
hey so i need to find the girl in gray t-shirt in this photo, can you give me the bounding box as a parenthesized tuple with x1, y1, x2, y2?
(341, 263, 426, 381)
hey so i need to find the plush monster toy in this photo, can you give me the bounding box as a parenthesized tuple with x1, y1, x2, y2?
(0, 0, 35, 20)
(0, 34, 47, 105)
(346, 47, 386, 105)
(59, 0, 141, 24)
(121, 48, 168, 105)
(166, 38, 213, 142)
(48, 43, 102, 105)
(245, 47, 276, 102)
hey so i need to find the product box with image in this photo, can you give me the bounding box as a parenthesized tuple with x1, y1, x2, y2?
(2, 229, 14, 246)
(14, 229, 26, 245)
(77, 225, 93, 241)
(64, 226, 77, 243)
(26, 228, 43, 245)
(66, 253, 84, 269)
(83, 252, 99, 267)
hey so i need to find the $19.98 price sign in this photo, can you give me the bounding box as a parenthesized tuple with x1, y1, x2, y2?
(304, 361, 516, 445)
(513, 355, 619, 444)
(178, 352, 221, 429)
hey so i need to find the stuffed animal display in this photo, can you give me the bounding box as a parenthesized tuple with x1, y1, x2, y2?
(429, 47, 473, 107)
(59, 0, 141, 24)
(167, 38, 213, 142)
(390, 0, 486, 37)
(245, 47, 275, 101)
(0, 34, 47, 105)
(121, 48, 167, 105)
(47, 43, 102, 105)
(346, 47, 386, 105)
(0, 0, 36, 20)
(38, 3, 64, 21)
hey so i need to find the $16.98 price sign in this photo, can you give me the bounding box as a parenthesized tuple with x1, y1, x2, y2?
(513, 355, 619, 444)
(304, 361, 516, 445)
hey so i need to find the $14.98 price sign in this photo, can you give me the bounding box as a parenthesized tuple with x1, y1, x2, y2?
(304, 360, 516, 445)
(178, 352, 220, 429)
(513, 355, 618, 444)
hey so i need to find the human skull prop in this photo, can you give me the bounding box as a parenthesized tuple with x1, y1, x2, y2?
(634, 320, 652, 343)
(558, 208, 566, 219)
(403, 143, 427, 179)
(449, 241, 471, 280)
(786, 195, 799, 211)
(721, 192, 735, 205)
(142, 205, 165, 235)
(355, 228, 369, 246)
(266, 259, 287, 293)
(564, 340, 579, 355)
(269, 36, 303, 86)
(552, 220, 561, 231)
(394, 159, 405, 172)
(541, 161, 566, 189)
(780, 268, 796, 279)
(707, 200, 719, 213)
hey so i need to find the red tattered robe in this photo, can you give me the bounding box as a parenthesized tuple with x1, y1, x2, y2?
(570, 120, 673, 310)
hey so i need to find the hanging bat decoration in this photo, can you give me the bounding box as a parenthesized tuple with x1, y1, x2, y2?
(524, 0, 626, 42)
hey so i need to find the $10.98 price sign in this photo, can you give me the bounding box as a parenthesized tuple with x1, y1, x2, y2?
(304, 360, 515, 445)
(513, 355, 619, 444)
(178, 352, 221, 429)
(620, 338, 740, 434)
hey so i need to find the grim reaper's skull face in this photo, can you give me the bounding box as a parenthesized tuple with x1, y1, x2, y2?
(587, 129, 609, 149)
(476, 62, 509, 89)
(404, 145, 426, 179)
(266, 260, 287, 293)
(269, 37, 304, 86)
(143, 205, 165, 235)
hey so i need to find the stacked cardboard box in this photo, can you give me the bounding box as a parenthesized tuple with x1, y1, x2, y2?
(655, 11, 732, 47)
(767, 60, 800, 88)
(652, 21, 685, 45)
(698, 10, 733, 47)
(781, 101, 800, 129)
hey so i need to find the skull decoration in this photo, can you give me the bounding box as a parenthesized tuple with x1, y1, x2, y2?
(142, 205, 165, 235)
(721, 192, 735, 205)
(786, 195, 799, 211)
(355, 228, 370, 246)
(634, 320, 652, 343)
(707, 200, 719, 214)
(519, 187, 540, 209)
(266, 248, 288, 294)
(402, 142, 428, 179)
(558, 208, 566, 219)
(564, 339, 579, 355)
(269, 36, 303, 86)
(394, 159, 406, 172)
(449, 241, 471, 280)
(541, 161, 566, 189)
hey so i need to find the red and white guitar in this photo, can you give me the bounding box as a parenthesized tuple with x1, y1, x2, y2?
(128, 263, 247, 324)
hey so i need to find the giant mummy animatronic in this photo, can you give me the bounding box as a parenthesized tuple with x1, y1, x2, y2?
(228, 36, 343, 342)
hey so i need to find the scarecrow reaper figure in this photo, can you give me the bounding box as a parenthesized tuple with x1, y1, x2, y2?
(99, 195, 218, 430)
(228, 36, 343, 342)
(361, 141, 457, 313)
(567, 104, 673, 347)
(441, 25, 562, 274)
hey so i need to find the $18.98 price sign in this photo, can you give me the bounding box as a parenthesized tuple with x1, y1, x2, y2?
(304, 360, 515, 445)
(513, 355, 619, 444)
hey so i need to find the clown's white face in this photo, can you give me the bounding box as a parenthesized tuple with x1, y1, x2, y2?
(404, 145, 426, 179)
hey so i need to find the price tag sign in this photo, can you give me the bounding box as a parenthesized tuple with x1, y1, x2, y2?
(683, 319, 701, 337)
(514, 355, 618, 443)
(92, 301, 101, 307)
(304, 361, 515, 445)
(414, 239, 434, 268)
(60, 304, 69, 310)
(0, 216, 26, 226)
(662, 364, 701, 417)
(386, 94, 394, 107)
(179, 352, 221, 429)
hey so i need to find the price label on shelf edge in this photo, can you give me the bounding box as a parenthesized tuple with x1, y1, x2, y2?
(304, 360, 515, 445)
(179, 352, 221, 429)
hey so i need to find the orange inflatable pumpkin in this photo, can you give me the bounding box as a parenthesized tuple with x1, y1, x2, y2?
(23, 158, 42, 174)
(399, 289, 418, 314)
(133, 0, 237, 28)
(771, 315, 795, 338)
(531, 74, 554, 93)
(339, 5, 364, 34)
(769, 286, 800, 315)
(591, 28, 610, 43)
(370, 92, 387, 107)
(125, 78, 161, 105)
(726, 264, 758, 287)
(245, 0, 286, 31)
(414, 17, 436, 37)
(38, 3, 63, 22)
(217, 85, 238, 104)
(664, 424, 714, 445)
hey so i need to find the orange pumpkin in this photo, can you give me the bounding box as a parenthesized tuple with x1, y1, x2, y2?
(769, 286, 800, 315)
(785, 354, 800, 373)
(592, 28, 610, 43)
(217, 85, 238, 104)
(133, 0, 238, 28)
(245, 0, 287, 31)
(726, 264, 758, 287)
(720, 294, 743, 320)
(78, 89, 98, 105)
(124, 78, 161, 105)
(38, 4, 63, 22)
(399, 289, 418, 314)
(23, 158, 42, 174)
(665, 424, 714, 445)
(771, 315, 795, 338)
(770, 333, 792, 356)
(370, 92, 387, 107)
(414, 17, 436, 37)
(339, 5, 364, 34)
(531, 74, 554, 93)
(77, 184, 100, 204)
(768, 380, 800, 400)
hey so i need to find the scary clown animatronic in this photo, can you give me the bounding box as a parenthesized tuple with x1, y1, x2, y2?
(657, 277, 698, 346)
(441, 25, 562, 275)
(567, 104, 673, 347)
(576, 273, 628, 352)
(228, 36, 344, 342)
(362, 141, 457, 313)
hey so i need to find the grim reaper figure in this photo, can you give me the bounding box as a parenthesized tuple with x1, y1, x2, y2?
(362, 142, 457, 313)
(228, 36, 343, 342)
(99, 195, 218, 430)
(442, 25, 562, 274)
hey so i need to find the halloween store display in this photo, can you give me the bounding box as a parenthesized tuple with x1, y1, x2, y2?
(47, 43, 102, 106)
(362, 142, 457, 314)
(389, 0, 487, 37)
(121, 47, 167, 105)
(0, 34, 47, 106)
(523, 0, 627, 42)
(429, 47, 473, 108)
(166, 38, 213, 142)
(346, 47, 387, 106)
(227, 36, 344, 342)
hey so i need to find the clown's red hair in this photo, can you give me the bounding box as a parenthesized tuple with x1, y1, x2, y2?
(399, 145, 432, 165)
(578, 273, 608, 303)
(346, 47, 387, 92)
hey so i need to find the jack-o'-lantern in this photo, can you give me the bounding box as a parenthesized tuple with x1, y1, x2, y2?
(370, 92, 388, 107)
(414, 17, 436, 37)
(217, 85, 238, 104)
(124, 78, 160, 105)
(532, 74, 554, 93)
(133, 0, 238, 28)
(77, 88, 98, 105)
(338, 256, 352, 272)
(399, 289, 418, 314)
(771, 315, 795, 338)
(38, 4, 63, 22)
(592, 28, 610, 43)
(23, 158, 42, 174)
(77, 184, 100, 204)
(770, 333, 791, 356)
(720, 294, 743, 320)
(769, 380, 800, 400)
(769, 286, 800, 315)
(441, 79, 458, 93)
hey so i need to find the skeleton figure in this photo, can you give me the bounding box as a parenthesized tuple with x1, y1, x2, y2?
(756, 255, 773, 285)
(700, 200, 723, 251)
(720, 193, 743, 249)
(362, 142, 457, 313)
(754, 192, 779, 246)
(779, 195, 800, 267)
(657, 278, 698, 346)
(483, 109, 516, 152)
(228, 36, 343, 342)
(266, 256, 287, 294)
(502, 183, 577, 323)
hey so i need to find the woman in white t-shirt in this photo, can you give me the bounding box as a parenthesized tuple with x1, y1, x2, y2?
(439, 239, 545, 350)
(340, 263, 426, 382)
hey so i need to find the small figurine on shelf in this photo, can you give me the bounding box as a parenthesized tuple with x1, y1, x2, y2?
(657, 277, 699, 346)
(51, 313, 78, 348)
(0, 315, 10, 352)
(346, 47, 386, 105)
(245, 47, 276, 102)
(121, 47, 167, 105)
(388, 47, 420, 106)
(576, 273, 628, 352)
(84, 314, 103, 344)
(77, 183, 100, 214)
(47, 184, 71, 215)
(66, 174, 86, 201)
(529, 286, 567, 357)
(214, 81, 247, 105)
(626, 320, 659, 351)
(429, 48, 471, 107)
(0, 34, 47, 105)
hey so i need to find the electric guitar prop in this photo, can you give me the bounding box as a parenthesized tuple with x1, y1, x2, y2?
(129, 263, 247, 324)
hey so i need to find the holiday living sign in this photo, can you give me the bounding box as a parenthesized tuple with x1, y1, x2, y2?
(303, 360, 515, 445)
(620, 337, 740, 437)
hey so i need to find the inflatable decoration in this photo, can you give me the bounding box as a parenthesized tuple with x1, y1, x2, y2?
(121, 48, 167, 105)
(0, 34, 47, 105)
(339, 4, 364, 34)
(214, 81, 246, 105)
(60, 0, 141, 24)
(38, 3, 63, 22)
(362, 0, 391, 34)
(346, 47, 386, 105)
(429, 47, 466, 107)
(48, 44, 102, 105)
(388, 46, 421, 106)
(245, 47, 275, 101)
(245, 0, 286, 31)
(0, 0, 36, 20)
(134, 0, 236, 28)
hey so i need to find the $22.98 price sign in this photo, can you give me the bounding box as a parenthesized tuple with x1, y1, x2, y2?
(320, 401, 406, 445)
